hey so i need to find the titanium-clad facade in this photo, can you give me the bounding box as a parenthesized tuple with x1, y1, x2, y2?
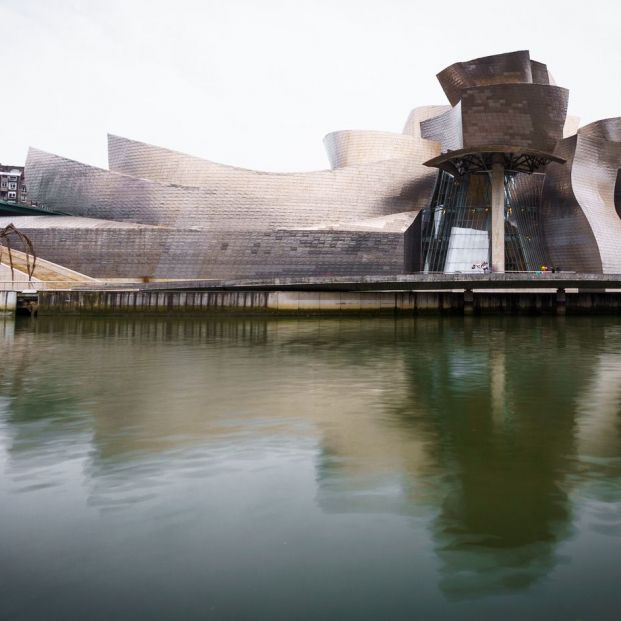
(542, 119, 621, 273)
(13, 50, 621, 278)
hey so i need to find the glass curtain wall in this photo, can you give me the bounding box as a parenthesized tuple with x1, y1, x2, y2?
(420, 170, 549, 273)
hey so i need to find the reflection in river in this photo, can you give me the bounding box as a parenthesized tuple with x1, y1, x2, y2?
(1, 315, 621, 620)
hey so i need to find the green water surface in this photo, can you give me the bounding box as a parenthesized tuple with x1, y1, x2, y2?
(1, 315, 620, 620)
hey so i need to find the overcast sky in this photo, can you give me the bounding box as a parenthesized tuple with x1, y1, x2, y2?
(3, 0, 621, 171)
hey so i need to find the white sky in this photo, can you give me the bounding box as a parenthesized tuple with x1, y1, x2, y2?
(2, 0, 621, 172)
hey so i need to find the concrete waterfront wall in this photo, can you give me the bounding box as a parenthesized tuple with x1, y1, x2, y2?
(37, 290, 461, 315)
(35, 290, 621, 316)
(0, 291, 16, 314)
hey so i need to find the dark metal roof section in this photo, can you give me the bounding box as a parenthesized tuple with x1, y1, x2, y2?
(425, 147, 565, 176)
(437, 50, 543, 107)
(424, 51, 568, 175)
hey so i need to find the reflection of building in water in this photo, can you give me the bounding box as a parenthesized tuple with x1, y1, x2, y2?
(386, 318, 621, 598)
(310, 317, 621, 599)
(576, 341, 621, 460)
(318, 319, 619, 598)
(574, 327, 621, 512)
(2, 317, 621, 599)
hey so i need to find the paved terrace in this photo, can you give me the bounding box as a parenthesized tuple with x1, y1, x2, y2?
(4, 271, 621, 292)
(136, 273, 621, 292)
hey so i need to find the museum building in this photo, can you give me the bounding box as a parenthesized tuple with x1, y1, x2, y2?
(3, 50, 621, 279)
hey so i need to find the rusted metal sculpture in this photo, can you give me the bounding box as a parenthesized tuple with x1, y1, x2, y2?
(0, 223, 37, 283)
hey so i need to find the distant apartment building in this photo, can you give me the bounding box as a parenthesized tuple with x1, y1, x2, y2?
(0, 164, 29, 204)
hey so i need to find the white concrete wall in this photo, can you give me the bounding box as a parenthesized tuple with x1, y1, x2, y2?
(0, 291, 16, 314)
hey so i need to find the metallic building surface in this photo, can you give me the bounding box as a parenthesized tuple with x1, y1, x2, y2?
(437, 51, 548, 107)
(323, 130, 426, 169)
(541, 119, 621, 273)
(420, 104, 464, 152)
(402, 106, 451, 138)
(24, 128, 441, 278)
(569, 120, 621, 272)
(460, 84, 568, 153)
(541, 136, 603, 272)
(27, 145, 437, 231)
(563, 115, 581, 139)
(419, 85, 568, 157)
(16, 50, 621, 278)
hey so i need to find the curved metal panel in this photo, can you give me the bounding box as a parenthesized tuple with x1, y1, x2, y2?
(105, 135, 440, 220)
(25, 136, 443, 279)
(437, 51, 534, 106)
(541, 136, 603, 273)
(460, 84, 569, 154)
(323, 130, 424, 169)
(530, 60, 551, 85)
(28, 145, 438, 231)
(402, 106, 451, 138)
(563, 115, 581, 138)
(420, 104, 463, 152)
(571, 119, 621, 272)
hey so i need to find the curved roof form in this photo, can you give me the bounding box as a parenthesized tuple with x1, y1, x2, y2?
(323, 130, 435, 169)
(437, 50, 550, 106)
(563, 115, 581, 139)
(402, 106, 451, 138)
(420, 83, 568, 165)
(420, 104, 463, 152)
(27, 139, 439, 231)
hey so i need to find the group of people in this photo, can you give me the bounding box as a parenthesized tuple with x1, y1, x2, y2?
(467, 262, 562, 273)
(470, 261, 490, 273)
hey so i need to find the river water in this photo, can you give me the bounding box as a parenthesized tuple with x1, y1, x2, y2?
(1, 315, 620, 620)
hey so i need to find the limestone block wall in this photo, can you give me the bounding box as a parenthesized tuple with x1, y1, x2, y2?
(4, 223, 404, 279)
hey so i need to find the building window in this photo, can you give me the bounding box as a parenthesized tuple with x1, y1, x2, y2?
(8, 182, 17, 190)
(9, 176, 18, 181)
(0, 182, 6, 189)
